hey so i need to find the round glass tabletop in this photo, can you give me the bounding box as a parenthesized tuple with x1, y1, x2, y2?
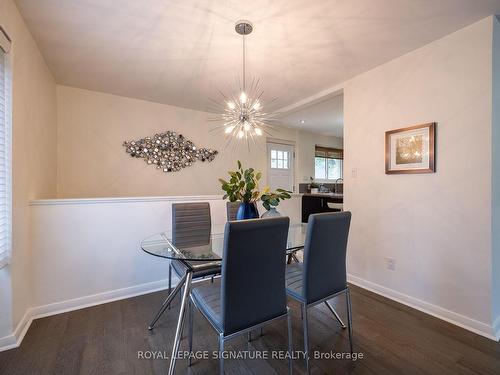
(141, 223, 306, 261)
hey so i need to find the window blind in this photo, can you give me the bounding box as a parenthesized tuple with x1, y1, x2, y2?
(0, 47, 12, 269)
(315, 146, 343, 159)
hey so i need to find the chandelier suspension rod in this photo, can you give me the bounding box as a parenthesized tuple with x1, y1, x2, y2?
(242, 33, 246, 92)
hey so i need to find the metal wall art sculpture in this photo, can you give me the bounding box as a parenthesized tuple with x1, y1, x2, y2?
(123, 131, 218, 173)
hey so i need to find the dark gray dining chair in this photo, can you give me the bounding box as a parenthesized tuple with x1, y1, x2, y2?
(286, 211, 352, 374)
(225, 201, 258, 221)
(169, 202, 220, 285)
(147, 202, 221, 330)
(188, 217, 293, 374)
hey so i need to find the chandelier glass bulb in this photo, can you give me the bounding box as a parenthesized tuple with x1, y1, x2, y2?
(239, 92, 247, 104)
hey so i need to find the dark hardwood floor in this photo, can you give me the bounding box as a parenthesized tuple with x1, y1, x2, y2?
(0, 284, 499, 375)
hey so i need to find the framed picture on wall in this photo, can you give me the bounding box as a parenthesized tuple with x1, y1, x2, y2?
(385, 122, 436, 174)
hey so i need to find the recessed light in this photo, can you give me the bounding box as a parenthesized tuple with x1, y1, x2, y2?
(300, 120, 305, 124)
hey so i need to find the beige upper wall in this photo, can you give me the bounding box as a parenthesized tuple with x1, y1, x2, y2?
(56, 85, 342, 198)
(0, 0, 57, 336)
(344, 16, 493, 327)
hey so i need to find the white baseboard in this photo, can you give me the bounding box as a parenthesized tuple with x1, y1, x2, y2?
(347, 274, 498, 341)
(0, 278, 171, 352)
(493, 315, 500, 341)
(0, 309, 33, 352)
(31, 278, 170, 319)
(0, 335, 16, 351)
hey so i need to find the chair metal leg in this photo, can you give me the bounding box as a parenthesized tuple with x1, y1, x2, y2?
(168, 271, 193, 375)
(168, 263, 172, 293)
(219, 334, 225, 375)
(324, 301, 346, 329)
(301, 304, 310, 374)
(148, 272, 187, 330)
(188, 299, 194, 367)
(346, 288, 353, 354)
(287, 253, 300, 264)
(179, 283, 185, 340)
(168, 263, 172, 310)
(286, 307, 293, 375)
(246, 327, 263, 343)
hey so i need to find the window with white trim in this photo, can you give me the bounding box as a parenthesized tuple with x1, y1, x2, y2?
(0, 27, 12, 269)
(314, 146, 343, 181)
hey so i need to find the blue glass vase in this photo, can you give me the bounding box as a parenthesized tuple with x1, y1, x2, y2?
(236, 202, 259, 220)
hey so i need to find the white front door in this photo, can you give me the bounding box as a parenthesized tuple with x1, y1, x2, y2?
(267, 142, 295, 192)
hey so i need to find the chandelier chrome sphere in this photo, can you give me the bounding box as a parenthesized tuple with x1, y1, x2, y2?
(210, 20, 277, 147)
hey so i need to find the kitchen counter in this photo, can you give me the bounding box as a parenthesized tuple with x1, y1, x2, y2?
(302, 193, 343, 199)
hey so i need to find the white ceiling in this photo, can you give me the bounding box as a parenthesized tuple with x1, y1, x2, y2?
(15, 0, 500, 116)
(280, 94, 343, 137)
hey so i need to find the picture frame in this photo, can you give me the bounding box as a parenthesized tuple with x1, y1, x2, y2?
(385, 122, 436, 174)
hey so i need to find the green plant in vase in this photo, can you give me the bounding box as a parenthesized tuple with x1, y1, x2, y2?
(260, 187, 292, 217)
(219, 160, 261, 219)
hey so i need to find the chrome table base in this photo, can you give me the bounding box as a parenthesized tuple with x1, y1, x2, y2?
(148, 272, 186, 330)
(168, 270, 193, 375)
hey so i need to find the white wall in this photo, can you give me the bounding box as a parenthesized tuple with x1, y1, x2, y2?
(29, 196, 301, 311)
(0, 0, 57, 345)
(56, 85, 342, 198)
(344, 17, 496, 337)
(492, 15, 500, 337)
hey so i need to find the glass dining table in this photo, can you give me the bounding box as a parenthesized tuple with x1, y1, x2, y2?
(141, 222, 307, 375)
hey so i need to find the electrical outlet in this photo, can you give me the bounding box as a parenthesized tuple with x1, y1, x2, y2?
(351, 168, 357, 178)
(386, 257, 396, 271)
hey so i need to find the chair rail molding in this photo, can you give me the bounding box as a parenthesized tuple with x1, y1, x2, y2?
(29, 195, 225, 206)
(30, 194, 303, 206)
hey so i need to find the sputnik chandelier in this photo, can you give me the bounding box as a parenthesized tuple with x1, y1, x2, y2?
(210, 20, 277, 146)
